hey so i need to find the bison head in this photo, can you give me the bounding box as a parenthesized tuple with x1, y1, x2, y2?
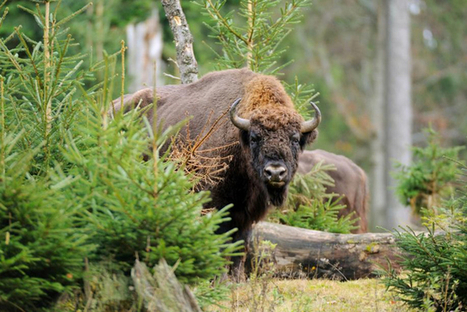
(230, 98, 320, 206)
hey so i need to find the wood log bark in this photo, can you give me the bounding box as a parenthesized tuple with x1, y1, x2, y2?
(248, 222, 403, 280)
(132, 259, 201, 312)
(161, 0, 199, 84)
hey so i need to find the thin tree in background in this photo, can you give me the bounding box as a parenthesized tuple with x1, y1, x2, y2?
(384, 0, 412, 229)
(370, 1, 388, 231)
(161, 0, 199, 83)
(126, 10, 165, 92)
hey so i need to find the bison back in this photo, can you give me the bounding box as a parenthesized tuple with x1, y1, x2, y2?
(298, 149, 369, 233)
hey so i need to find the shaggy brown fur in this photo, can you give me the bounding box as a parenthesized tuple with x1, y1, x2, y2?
(238, 75, 295, 116)
(113, 68, 319, 277)
(297, 150, 369, 233)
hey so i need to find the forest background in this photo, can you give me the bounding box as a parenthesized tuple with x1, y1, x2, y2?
(2, 0, 466, 229)
(1, 0, 467, 311)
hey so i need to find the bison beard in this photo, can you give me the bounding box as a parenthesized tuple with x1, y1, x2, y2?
(266, 185, 288, 206)
(112, 68, 321, 279)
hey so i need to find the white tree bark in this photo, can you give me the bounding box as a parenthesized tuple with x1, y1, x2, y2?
(384, 0, 412, 229)
(126, 10, 165, 92)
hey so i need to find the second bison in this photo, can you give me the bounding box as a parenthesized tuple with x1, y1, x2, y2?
(297, 150, 369, 233)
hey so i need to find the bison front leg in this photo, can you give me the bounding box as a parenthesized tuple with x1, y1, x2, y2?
(230, 228, 253, 282)
(215, 218, 251, 282)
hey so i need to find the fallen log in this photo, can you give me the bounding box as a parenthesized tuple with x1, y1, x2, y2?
(248, 222, 403, 280)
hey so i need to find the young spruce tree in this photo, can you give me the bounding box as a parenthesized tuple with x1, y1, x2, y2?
(0, 1, 238, 310)
(382, 154, 467, 311)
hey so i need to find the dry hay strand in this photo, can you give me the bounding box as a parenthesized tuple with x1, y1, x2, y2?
(200, 207, 216, 216)
(168, 108, 237, 192)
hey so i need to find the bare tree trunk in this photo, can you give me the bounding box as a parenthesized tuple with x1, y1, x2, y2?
(384, 0, 412, 229)
(249, 222, 403, 280)
(370, 0, 387, 231)
(161, 0, 199, 84)
(126, 10, 165, 92)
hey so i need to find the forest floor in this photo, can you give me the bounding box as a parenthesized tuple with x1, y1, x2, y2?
(206, 278, 413, 312)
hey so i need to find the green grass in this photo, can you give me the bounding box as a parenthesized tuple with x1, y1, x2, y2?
(207, 278, 414, 312)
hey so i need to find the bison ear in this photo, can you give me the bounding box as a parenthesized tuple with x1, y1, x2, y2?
(300, 129, 319, 149)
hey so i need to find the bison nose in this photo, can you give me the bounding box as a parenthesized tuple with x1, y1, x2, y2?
(264, 164, 287, 183)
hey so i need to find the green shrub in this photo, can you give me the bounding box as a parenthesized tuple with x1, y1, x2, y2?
(382, 162, 467, 311)
(0, 133, 92, 311)
(0, 2, 238, 310)
(393, 127, 464, 215)
(0, 2, 94, 310)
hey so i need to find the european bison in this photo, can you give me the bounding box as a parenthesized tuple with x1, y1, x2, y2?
(112, 68, 321, 275)
(297, 150, 368, 233)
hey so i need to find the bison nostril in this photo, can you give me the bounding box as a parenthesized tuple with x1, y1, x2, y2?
(264, 165, 287, 182)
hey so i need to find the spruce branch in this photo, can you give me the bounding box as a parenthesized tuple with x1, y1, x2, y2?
(44, 1, 52, 138)
(0, 76, 4, 179)
(0, 40, 28, 81)
(0, 3, 8, 29)
(55, 1, 93, 28)
(204, 0, 247, 44)
(15, 28, 43, 87)
(119, 40, 126, 109)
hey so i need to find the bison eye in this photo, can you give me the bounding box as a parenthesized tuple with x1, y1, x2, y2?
(291, 133, 300, 144)
(250, 132, 261, 144)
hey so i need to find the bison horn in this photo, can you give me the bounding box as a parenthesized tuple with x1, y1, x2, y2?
(300, 101, 321, 133)
(229, 98, 250, 131)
